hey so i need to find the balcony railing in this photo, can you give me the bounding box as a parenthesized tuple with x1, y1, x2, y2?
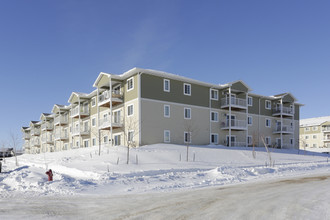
(226, 141, 246, 147)
(274, 125, 293, 134)
(41, 122, 53, 131)
(98, 90, 123, 107)
(54, 115, 69, 125)
(323, 136, 330, 142)
(54, 132, 69, 140)
(72, 127, 90, 136)
(272, 106, 294, 117)
(31, 138, 40, 147)
(221, 119, 247, 130)
(99, 116, 123, 129)
(30, 128, 40, 136)
(221, 97, 247, 109)
(71, 105, 89, 118)
(41, 136, 53, 144)
(322, 126, 330, 132)
(23, 133, 30, 140)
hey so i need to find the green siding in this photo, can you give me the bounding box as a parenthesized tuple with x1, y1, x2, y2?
(124, 74, 138, 102)
(141, 73, 210, 107)
(231, 81, 249, 93)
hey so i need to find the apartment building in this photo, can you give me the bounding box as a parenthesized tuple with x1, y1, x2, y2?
(22, 68, 301, 154)
(299, 116, 330, 150)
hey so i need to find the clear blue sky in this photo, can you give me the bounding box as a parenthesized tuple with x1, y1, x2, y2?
(0, 0, 329, 145)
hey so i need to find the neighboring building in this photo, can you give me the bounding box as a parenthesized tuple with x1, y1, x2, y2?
(299, 116, 330, 150)
(22, 68, 302, 154)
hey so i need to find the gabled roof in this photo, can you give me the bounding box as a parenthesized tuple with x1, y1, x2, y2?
(39, 113, 54, 121)
(68, 92, 89, 103)
(272, 92, 298, 102)
(300, 116, 330, 127)
(51, 104, 71, 113)
(220, 80, 252, 93)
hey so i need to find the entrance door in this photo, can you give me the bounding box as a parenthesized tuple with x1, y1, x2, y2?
(226, 136, 236, 146)
(226, 115, 236, 127)
(114, 135, 121, 146)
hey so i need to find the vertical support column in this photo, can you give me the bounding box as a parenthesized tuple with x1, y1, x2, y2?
(292, 103, 295, 148)
(280, 99, 283, 149)
(109, 76, 113, 147)
(78, 97, 81, 148)
(138, 72, 142, 146)
(246, 92, 248, 147)
(228, 87, 232, 147)
(209, 88, 212, 145)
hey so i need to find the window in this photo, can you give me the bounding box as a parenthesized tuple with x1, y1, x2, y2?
(313, 144, 317, 148)
(64, 143, 68, 150)
(92, 138, 96, 146)
(91, 97, 96, 107)
(265, 137, 271, 145)
(127, 104, 134, 116)
(247, 136, 252, 145)
(164, 105, 170, 117)
(104, 136, 108, 144)
(184, 132, 191, 143)
(265, 100, 271, 110)
(92, 117, 96, 127)
(128, 131, 134, 142)
(127, 77, 134, 91)
(313, 135, 317, 139)
(211, 134, 218, 144)
(313, 126, 318, 131)
(210, 89, 218, 100)
(83, 140, 89, 148)
(265, 118, 271, 127)
(164, 130, 170, 143)
(184, 108, 191, 119)
(114, 135, 121, 146)
(164, 79, 170, 92)
(290, 139, 294, 145)
(305, 135, 309, 139)
(184, 83, 191, 96)
(248, 96, 253, 106)
(305, 127, 310, 131)
(248, 116, 252, 125)
(211, 111, 218, 122)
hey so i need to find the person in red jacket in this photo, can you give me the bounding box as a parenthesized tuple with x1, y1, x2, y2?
(45, 169, 53, 181)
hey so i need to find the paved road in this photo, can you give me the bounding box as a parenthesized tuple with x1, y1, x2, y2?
(1, 174, 330, 219)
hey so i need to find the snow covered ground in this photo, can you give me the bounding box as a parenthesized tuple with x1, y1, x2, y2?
(1, 144, 330, 219)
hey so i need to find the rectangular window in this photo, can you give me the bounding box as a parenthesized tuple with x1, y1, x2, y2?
(313, 144, 317, 148)
(305, 135, 309, 139)
(248, 96, 253, 106)
(265, 118, 271, 127)
(83, 140, 89, 148)
(164, 79, 170, 92)
(313, 126, 318, 131)
(265, 100, 271, 110)
(248, 116, 252, 125)
(211, 111, 218, 122)
(313, 135, 317, 139)
(210, 89, 218, 100)
(164, 130, 170, 143)
(305, 127, 310, 131)
(184, 107, 191, 119)
(92, 117, 96, 127)
(91, 97, 96, 107)
(265, 137, 271, 145)
(128, 131, 134, 142)
(211, 134, 218, 144)
(127, 77, 134, 91)
(114, 135, 121, 146)
(164, 105, 170, 117)
(247, 136, 252, 145)
(184, 132, 191, 143)
(104, 136, 108, 144)
(290, 138, 294, 145)
(92, 138, 96, 146)
(127, 104, 134, 116)
(184, 83, 191, 96)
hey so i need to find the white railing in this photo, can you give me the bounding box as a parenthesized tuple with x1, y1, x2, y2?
(30, 128, 40, 136)
(323, 136, 330, 141)
(221, 97, 247, 109)
(41, 136, 53, 144)
(72, 127, 90, 136)
(54, 132, 69, 140)
(41, 122, 53, 131)
(98, 90, 123, 105)
(54, 115, 68, 125)
(322, 126, 330, 132)
(99, 116, 123, 129)
(222, 119, 247, 130)
(23, 133, 30, 139)
(31, 138, 40, 146)
(273, 106, 294, 115)
(71, 105, 89, 117)
(274, 125, 293, 133)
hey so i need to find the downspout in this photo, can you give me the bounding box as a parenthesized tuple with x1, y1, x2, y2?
(138, 72, 142, 146)
(78, 96, 81, 148)
(110, 76, 113, 147)
(246, 92, 248, 147)
(228, 86, 232, 147)
(280, 98, 283, 149)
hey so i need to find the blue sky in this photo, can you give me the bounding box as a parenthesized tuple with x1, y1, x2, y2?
(0, 0, 329, 144)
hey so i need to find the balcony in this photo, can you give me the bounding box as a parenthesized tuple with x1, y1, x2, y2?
(322, 126, 330, 133)
(72, 127, 90, 136)
(99, 116, 123, 130)
(221, 119, 247, 130)
(98, 90, 123, 108)
(323, 136, 330, 142)
(41, 136, 53, 144)
(23, 133, 30, 140)
(221, 97, 247, 110)
(273, 125, 293, 134)
(41, 122, 53, 131)
(54, 115, 69, 126)
(54, 132, 69, 141)
(31, 138, 40, 147)
(30, 128, 40, 136)
(71, 105, 89, 118)
(272, 106, 294, 117)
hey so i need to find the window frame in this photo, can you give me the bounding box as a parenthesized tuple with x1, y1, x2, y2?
(183, 83, 191, 96)
(210, 133, 218, 144)
(265, 118, 271, 128)
(265, 100, 271, 110)
(248, 116, 253, 126)
(164, 79, 170, 92)
(91, 97, 96, 107)
(164, 105, 170, 118)
(184, 131, 192, 143)
(127, 77, 134, 92)
(184, 107, 191, 119)
(210, 111, 218, 122)
(248, 96, 253, 106)
(164, 130, 170, 143)
(127, 104, 134, 117)
(210, 89, 218, 100)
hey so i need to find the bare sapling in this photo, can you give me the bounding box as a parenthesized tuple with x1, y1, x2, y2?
(261, 136, 273, 167)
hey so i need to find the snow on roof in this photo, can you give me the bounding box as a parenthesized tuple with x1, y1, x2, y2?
(300, 116, 330, 127)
